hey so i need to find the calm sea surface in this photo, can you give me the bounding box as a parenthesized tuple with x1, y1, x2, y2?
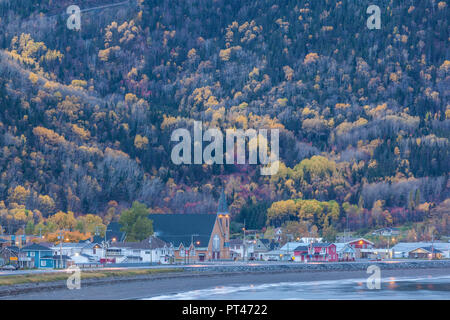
(146, 275, 450, 300)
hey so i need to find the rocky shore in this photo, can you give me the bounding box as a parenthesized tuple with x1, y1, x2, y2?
(1, 260, 449, 299)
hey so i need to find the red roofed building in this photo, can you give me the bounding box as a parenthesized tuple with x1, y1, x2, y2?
(347, 238, 374, 249)
(293, 243, 338, 262)
(346, 238, 374, 259)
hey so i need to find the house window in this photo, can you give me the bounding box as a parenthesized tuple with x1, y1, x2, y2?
(213, 235, 220, 251)
(29, 252, 35, 257)
(41, 260, 46, 267)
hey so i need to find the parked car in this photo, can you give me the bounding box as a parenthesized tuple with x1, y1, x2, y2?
(1, 264, 18, 271)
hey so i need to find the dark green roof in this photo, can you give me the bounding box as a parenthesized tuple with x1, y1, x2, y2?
(21, 243, 51, 251)
(149, 214, 217, 248)
(217, 189, 228, 214)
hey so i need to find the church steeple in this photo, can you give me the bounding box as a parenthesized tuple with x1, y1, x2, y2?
(216, 188, 230, 248)
(217, 189, 228, 214)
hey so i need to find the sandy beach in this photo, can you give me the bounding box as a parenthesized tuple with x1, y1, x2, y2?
(2, 267, 449, 300)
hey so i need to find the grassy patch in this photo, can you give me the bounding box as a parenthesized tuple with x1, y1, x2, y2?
(0, 268, 181, 286)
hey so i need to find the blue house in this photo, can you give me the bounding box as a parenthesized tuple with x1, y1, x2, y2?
(21, 243, 53, 269)
(39, 254, 72, 269)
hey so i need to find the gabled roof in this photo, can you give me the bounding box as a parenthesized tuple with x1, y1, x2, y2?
(147, 236, 170, 249)
(294, 245, 309, 251)
(346, 238, 374, 245)
(334, 243, 355, 251)
(21, 243, 51, 251)
(149, 213, 217, 247)
(392, 242, 450, 252)
(1, 246, 19, 254)
(410, 246, 443, 254)
(311, 242, 334, 247)
(41, 255, 71, 260)
(50, 243, 86, 249)
(109, 236, 169, 250)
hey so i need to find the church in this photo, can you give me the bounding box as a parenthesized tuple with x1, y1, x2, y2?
(149, 190, 230, 262)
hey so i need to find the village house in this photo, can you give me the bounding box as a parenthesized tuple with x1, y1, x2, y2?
(253, 239, 278, 260)
(149, 190, 230, 263)
(391, 242, 450, 259)
(40, 254, 73, 269)
(21, 243, 66, 269)
(293, 243, 338, 262)
(105, 236, 173, 264)
(260, 249, 286, 261)
(408, 246, 443, 259)
(50, 242, 102, 257)
(229, 239, 246, 260)
(0, 246, 33, 268)
(292, 245, 308, 262)
(334, 243, 356, 261)
(229, 238, 270, 261)
(345, 238, 375, 259)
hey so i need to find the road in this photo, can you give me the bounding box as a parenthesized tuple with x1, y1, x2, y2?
(0, 259, 441, 276)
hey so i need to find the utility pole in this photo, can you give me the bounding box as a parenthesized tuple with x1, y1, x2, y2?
(58, 230, 64, 269)
(431, 233, 434, 260)
(149, 237, 153, 266)
(243, 220, 246, 262)
(387, 236, 390, 260)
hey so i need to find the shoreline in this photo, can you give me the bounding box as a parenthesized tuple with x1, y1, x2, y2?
(1, 260, 450, 299)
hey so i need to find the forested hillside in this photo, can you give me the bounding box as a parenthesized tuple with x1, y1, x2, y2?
(0, 0, 448, 240)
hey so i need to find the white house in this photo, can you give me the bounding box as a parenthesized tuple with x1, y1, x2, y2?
(106, 236, 174, 264)
(334, 243, 356, 261)
(391, 242, 450, 259)
(261, 249, 287, 261)
(50, 242, 104, 258)
(229, 239, 255, 260)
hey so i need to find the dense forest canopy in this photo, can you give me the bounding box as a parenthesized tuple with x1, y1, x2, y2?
(0, 0, 448, 240)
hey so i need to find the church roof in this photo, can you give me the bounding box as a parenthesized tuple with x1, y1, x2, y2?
(149, 214, 217, 248)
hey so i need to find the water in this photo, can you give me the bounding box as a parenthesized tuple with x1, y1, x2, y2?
(146, 275, 450, 300)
